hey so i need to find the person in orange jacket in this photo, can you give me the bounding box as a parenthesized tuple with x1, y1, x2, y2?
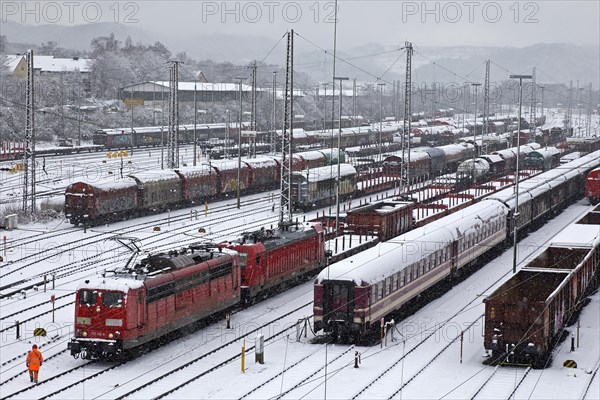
(26, 344, 43, 383)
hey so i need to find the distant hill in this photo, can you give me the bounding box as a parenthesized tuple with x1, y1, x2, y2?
(3, 21, 598, 87)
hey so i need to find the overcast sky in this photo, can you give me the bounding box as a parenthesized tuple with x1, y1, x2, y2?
(2, 0, 599, 49)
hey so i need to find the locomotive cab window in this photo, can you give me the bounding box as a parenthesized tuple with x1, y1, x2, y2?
(102, 291, 124, 307)
(79, 290, 97, 306)
(239, 253, 247, 270)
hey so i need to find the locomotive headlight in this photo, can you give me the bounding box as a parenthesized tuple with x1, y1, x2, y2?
(82, 331, 88, 337)
(114, 331, 120, 338)
(96, 306, 101, 312)
(108, 333, 114, 339)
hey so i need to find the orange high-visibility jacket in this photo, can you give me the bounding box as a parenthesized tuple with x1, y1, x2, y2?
(26, 349, 43, 371)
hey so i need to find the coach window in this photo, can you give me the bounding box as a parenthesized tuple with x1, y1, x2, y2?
(400, 269, 405, 287)
(371, 286, 377, 304)
(79, 290, 97, 306)
(385, 277, 390, 296)
(378, 282, 384, 300)
(393, 273, 399, 291)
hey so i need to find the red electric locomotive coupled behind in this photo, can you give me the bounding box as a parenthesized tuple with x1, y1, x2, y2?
(586, 167, 600, 205)
(221, 222, 327, 302)
(68, 243, 240, 359)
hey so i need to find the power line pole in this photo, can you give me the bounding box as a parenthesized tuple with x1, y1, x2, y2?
(167, 60, 181, 168)
(279, 30, 294, 229)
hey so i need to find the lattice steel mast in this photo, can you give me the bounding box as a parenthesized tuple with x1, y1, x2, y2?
(482, 59, 490, 155)
(279, 30, 294, 229)
(566, 80, 573, 135)
(23, 50, 35, 212)
(270, 71, 277, 154)
(529, 67, 537, 143)
(401, 41, 413, 194)
(167, 60, 180, 168)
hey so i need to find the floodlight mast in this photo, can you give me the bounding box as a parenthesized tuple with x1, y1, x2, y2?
(509, 74, 532, 274)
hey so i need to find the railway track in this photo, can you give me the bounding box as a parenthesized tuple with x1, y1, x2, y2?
(323, 201, 597, 400)
(580, 360, 600, 400)
(0, 193, 277, 296)
(39, 299, 314, 400)
(470, 366, 533, 400)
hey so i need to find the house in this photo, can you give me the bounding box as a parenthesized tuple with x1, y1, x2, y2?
(4, 54, 93, 92)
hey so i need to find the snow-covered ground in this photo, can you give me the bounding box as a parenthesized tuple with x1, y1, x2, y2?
(1, 149, 599, 400)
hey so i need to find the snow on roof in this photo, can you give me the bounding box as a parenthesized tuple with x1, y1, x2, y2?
(243, 157, 278, 169)
(77, 275, 145, 292)
(383, 150, 430, 163)
(317, 201, 508, 285)
(148, 81, 254, 92)
(6, 55, 92, 73)
(549, 224, 600, 248)
(91, 179, 138, 191)
(457, 159, 490, 174)
(481, 154, 504, 163)
(439, 143, 472, 157)
(541, 119, 564, 131)
(316, 148, 343, 159)
(528, 147, 560, 157)
(128, 170, 180, 183)
(207, 159, 247, 171)
(293, 164, 356, 182)
(175, 165, 214, 177)
(298, 151, 326, 161)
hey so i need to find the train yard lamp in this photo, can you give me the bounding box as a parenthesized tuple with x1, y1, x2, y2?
(509, 74, 532, 274)
(334, 76, 349, 239)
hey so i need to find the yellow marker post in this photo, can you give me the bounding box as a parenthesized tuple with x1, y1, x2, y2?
(241, 339, 246, 373)
(204, 201, 208, 217)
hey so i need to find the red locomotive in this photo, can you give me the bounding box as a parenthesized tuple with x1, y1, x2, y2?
(69, 222, 326, 359)
(221, 222, 327, 302)
(68, 244, 240, 359)
(586, 167, 600, 205)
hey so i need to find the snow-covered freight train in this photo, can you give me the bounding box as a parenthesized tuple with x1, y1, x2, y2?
(64, 149, 346, 225)
(483, 204, 600, 368)
(313, 151, 600, 342)
(68, 222, 326, 359)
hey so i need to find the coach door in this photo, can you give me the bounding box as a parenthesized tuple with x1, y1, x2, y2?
(324, 282, 354, 323)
